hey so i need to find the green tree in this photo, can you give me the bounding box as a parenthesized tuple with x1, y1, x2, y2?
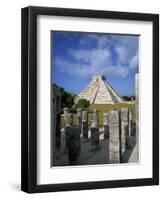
(53, 84, 75, 109)
(75, 99, 90, 109)
(122, 96, 131, 101)
(61, 91, 74, 108)
(122, 95, 135, 101)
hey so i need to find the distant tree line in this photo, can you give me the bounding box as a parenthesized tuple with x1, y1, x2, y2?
(122, 95, 135, 101)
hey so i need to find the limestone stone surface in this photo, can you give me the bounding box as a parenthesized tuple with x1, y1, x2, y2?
(91, 109, 99, 128)
(135, 73, 139, 160)
(77, 108, 82, 135)
(65, 113, 73, 127)
(108, 110, 120, 163)
(63, 107, 69, 119)
(91, 128, 99, 148)
(91, 110, 99, 147)
(103, 113, 109, 139)
(129, 110, 132, 137)
(82, 111, 88, 138)
(75, 75, 124, 104)
(77, 108, 82, 123)
(120, 107, 129, 159)
(65, 126, 81, 165)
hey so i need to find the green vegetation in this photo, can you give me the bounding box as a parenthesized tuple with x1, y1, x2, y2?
(75, 99, 90, 109)
(61, 90, 74, 108)
(53, 84, 76, 109)
(122, 95, 135, 101)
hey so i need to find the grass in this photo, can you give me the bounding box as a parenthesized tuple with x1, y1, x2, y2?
(61, 102, 136, 128)
(89, 102, 136, 127)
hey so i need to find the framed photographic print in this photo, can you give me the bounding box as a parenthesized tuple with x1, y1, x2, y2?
(21, 6, 159, 193)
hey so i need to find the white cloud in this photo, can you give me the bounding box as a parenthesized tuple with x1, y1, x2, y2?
(69, 48, 111, 67)
(56, 57, 129, 78)
(130, 54, 138, 71)
(115, 46, 128, 64)
(79, 34, 110, 49)
(97, 35, 110, 48)
(55, 58, 92, 78)
(68, 49, 90, 62)
(55, 34, 139, 78)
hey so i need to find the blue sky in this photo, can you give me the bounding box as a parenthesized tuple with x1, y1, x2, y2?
(51, 31, 139, 96)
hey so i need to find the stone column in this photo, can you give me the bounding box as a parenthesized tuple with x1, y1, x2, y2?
(120, 108, 129, 158)
(108, 110, 120, 163)
(91, 109, 99, 148)
(63, 107, 69, 126)
(103, 113, 109, 139)
(51, 93, 57, 166)
(82, 110, 88, 138)
(129, 110, 132, 137)
(66, 126, 81, 165)
(55, 113, 61, 149)
(77, 108, 82, 135)
(65, 113, 73, 128)
(135, 73, 139, 160)
(64, 113, 73, 152)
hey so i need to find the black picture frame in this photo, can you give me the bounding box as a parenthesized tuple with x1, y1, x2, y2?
(21, 6, 159, 193)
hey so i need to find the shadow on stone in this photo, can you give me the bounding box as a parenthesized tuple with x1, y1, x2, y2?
(121, 135, 137, 163)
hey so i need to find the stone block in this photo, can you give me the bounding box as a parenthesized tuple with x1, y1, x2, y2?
(65, 126, 81, 165)
(91, 127, 99, 147)
(82, 111, 88, 138)
(103, 113, 109, 139)
(120, 108, 129, 158)
(108, 110, 120, 163)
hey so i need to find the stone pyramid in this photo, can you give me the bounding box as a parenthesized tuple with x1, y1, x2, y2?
(75, 75, 124, 104)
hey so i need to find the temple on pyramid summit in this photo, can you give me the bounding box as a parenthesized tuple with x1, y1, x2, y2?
(75, 75, 124, 104)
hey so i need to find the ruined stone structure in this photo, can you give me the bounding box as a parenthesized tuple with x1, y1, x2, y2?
(109, 110, 121, 163)
(52, 75, 138, 166)
(53, 106, 138, 166)
(91, 109, 99, 148)
(120, 107, 129, 158)
(52, 86, 61, 165)
(135, 73, 139, 161)
(75, 75, 124, 104)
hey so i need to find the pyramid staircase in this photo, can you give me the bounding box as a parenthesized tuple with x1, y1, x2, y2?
(75, 75, 124, 104)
